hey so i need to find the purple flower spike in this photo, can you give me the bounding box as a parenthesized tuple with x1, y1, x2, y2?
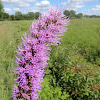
(12, 8, 70, 100)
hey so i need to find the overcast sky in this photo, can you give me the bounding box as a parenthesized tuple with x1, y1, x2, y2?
(1, 0, 100, 15)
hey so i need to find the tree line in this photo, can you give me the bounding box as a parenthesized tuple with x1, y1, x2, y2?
(0, 11, 40, 21)
(0, 0, 40, 21)
(64, 10, 100, 19)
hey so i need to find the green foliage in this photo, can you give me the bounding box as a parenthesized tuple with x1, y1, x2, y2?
(15, 11, 23, 20)
(27, 12, 35, 20)
(10, 11, 40, 20)
(10, 15, 15, 20)
(64, 10, 76, 18)
(38, 77, 70, 100)
(0, 0, 4, 21)
(47, 44, 100, 100)
(64, 10, 70, 17)
(3, 13, 9, 20)
(70, 10, 76, 17)
(0, 11, 3, 20)
(0, 0, 3, 12)
(34, 12, 40, 19)
(64, 10, 100, 18)
(76, 13, 83, 18)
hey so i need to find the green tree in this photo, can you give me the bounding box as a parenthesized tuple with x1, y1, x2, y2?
(34, 12, 40, 19)
(0, 0, 4, 20)
(0, 0, 3, 11)
(3, 12, 9, 20)
(23, 14, 28, 20)
(27, 12, 34, 20)
(64, 10, 70, 17)
(15, 11, 23, 20)
(76, 13, 83, 18)
(70, 10, 76, 17)
(10, 15, 15, 20)
(64, 10, 76, 18)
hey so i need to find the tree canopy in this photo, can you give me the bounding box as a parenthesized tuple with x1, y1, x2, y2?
(0, 0, 3, 12)
(76, 13, 83, 18)
(0, 0, 4, 20)
(15, 11, 23, 20)
(64, 10, 76, 18)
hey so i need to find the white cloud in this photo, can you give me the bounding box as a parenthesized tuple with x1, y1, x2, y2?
(26, 0, 37, 2)
(4, 8, 11, 13)
(35, 0, 50, 6)
(61, 0, 84, 11)
(23, 0, 51, 14)
(1, 0, 30, 8)
(34, 0, 50, 10)
(92, 5, 100, 11)
(82, 5, 100, 15)
(1, 0, 51, 14)
(61, 0, 95, 11)
(13, 8, 21, 12)
(82, 9, 92, 15)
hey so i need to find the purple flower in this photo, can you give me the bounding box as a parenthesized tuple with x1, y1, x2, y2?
(12, 8, 70, 100)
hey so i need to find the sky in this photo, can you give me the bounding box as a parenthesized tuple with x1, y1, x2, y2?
(1, 0, 100, 15)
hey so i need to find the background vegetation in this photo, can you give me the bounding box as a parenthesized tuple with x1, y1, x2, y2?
(0, 0, 100, 21)
(0, 18, 100, 100)
(0, 0, 40, 21)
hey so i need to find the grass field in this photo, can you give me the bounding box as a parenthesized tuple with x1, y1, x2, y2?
(0, 18, 100, 100)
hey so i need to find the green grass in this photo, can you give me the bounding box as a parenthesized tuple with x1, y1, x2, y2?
(63, 18, 100, 49)
(0, 18, 100, 100)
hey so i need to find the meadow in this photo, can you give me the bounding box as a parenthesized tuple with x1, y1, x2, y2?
(0, 18, 100, 100)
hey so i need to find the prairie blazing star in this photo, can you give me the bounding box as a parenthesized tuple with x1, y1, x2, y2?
(12, 8, 70, 100)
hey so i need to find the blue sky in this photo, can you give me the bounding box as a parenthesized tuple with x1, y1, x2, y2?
(1, 0, 100, 15)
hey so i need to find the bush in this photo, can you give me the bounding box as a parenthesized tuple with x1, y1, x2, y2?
(45, 44, 100, 100)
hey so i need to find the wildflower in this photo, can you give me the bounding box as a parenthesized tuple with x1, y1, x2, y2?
(12, 8, 70, 100)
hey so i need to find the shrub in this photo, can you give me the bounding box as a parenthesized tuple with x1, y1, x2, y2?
(47, 44, 100, 100)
